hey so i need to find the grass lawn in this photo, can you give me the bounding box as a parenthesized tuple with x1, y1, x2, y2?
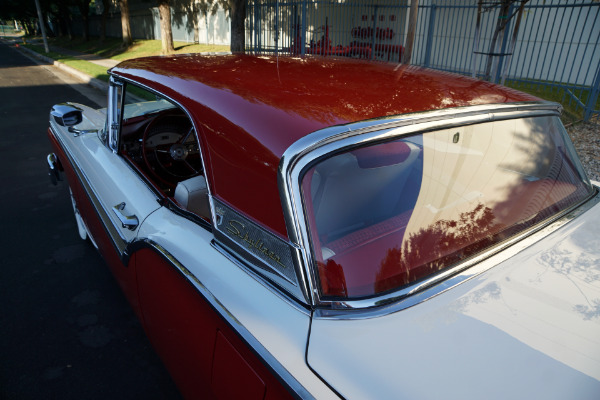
(505, 79, 597, 125)
(46, 36, 230, 61)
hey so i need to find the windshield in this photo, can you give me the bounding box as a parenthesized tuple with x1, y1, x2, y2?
(301, 115, 593, 299)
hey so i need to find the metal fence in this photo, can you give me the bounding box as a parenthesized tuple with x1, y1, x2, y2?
(246, 0, 600, 121)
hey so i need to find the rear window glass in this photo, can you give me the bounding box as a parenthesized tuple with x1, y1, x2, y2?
(301, 116, 593, 299)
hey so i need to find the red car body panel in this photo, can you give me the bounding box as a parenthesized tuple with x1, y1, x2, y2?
(136, 248, 296, 400)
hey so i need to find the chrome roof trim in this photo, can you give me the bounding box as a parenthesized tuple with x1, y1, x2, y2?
(133, 238, 315, 400)
(278, 101, 568, 310)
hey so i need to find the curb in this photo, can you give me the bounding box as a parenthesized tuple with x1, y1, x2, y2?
(16, 44, 109, 92)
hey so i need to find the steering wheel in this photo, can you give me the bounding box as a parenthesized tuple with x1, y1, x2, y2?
(142, 111, 202, 185)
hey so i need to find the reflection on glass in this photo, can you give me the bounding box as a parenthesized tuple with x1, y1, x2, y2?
(123, 85, 176, 119)
(302, 116, 593, 299)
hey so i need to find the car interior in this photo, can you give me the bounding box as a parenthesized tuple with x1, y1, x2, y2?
(118, 87, 210, 222)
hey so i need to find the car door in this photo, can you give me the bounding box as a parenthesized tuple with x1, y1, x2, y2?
(49, 80, 161, 315)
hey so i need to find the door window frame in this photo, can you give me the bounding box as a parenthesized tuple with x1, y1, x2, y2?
(107, 77, 124, 153)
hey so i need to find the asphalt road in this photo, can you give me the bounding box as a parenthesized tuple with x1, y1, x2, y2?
(0, 41, 182, 399)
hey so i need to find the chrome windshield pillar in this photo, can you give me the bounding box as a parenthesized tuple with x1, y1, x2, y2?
(107, 77, 124, 153)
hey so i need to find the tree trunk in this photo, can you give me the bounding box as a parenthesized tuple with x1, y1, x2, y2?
(100, 0, 110, 42)
(401, 0, 419, 64)
(192, 4, 199, 44)
(75, 0, 91, 41)
(484, 0, 512, 81)
(158, 0, 174, 54)
(118, 0, 132, 47)
(230, 0, 246, 53)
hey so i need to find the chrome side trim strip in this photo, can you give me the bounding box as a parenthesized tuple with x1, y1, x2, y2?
(277, 101, 583, 310)
(131, 239, 315, 400)
(210, 240, 311, 314)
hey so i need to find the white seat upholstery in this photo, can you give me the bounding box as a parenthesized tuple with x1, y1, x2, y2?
(174, 175, 211, 218)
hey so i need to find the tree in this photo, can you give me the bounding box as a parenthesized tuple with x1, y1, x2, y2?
(170, 0, 247, 54)
(229, 0, 245, 53)
(158, 0, 174, 54)
(474, 0, 529, 82)
(73, 0, 91, 41)
(99, 0, 111, 42)
(118, 0, 132, 47)
(401, 0, 419, 64)
(49, 0, 75, 39)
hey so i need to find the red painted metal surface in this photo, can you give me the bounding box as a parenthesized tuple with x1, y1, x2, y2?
(110, 55, 538, 238)
(136, 248, 296, 400)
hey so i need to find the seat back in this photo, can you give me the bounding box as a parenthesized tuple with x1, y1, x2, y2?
(174, 175, 211, 219)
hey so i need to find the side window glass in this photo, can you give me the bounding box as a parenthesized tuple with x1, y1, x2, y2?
(116, 82, 210, 222)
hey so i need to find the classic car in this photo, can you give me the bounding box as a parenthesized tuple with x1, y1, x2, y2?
(46, 55, 600, 399)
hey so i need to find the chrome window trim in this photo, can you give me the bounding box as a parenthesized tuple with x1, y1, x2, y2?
(313, 186, 600, 319)
(107, 77, 123, 153)
(278, 101, 595, 310)
(131, 239, 315, 400)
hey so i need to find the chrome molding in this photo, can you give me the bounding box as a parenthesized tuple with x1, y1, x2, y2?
(46, 152, 61, 185)
(315, 187, 600, 319)
(277, 101, 588, 311)
(212, 199, 309, 304)
(107, 78, 123, 153)
(68, 126, 99, 137)
(132, 239, 315, 400)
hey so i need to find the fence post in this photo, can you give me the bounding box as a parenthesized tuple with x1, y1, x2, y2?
(301, 0, 307, 56)
(371, 5, 378, 60)
(424, 4, 437, 68)
(275, 0, 279, 55)
(254, 1, 259, 53)
(584, 63, 600, 121)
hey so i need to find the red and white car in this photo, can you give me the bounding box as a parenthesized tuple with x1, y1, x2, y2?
(47, 55, 600, 399)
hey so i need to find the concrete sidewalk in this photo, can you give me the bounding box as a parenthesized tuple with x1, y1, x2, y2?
(47, 44, 120, 68)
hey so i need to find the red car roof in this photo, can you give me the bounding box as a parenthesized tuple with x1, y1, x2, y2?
(110, 55, 538, 238)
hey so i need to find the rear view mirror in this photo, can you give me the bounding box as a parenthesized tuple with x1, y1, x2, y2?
(50, 103, 83, 127)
